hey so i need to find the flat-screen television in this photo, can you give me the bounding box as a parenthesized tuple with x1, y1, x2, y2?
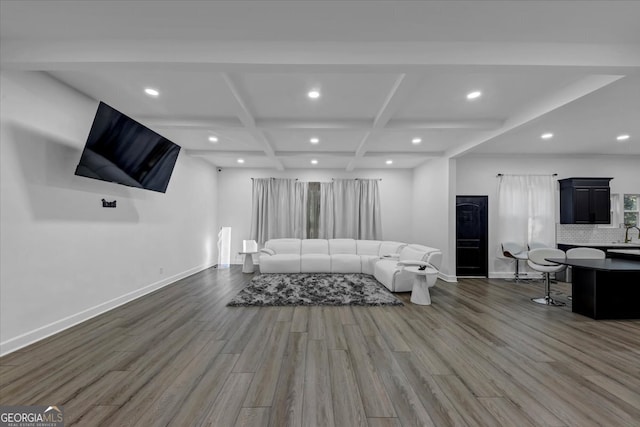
(75, 102, 180, 193)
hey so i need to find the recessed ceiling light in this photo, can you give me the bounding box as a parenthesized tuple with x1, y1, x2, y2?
(310, 137, 320, 144)
(144, 87, 160, 97)
(208, 136, 218, 143)
(307, 89, 321, 99)
(616, 134, 630, 141)
(541, 133, 554, 140)
(311, 159, 318, 165)
(466, 91, 482, 100)
(412, 137, 422, 144)
(237, 158, 245, 164)
(386, 160, 393, 165)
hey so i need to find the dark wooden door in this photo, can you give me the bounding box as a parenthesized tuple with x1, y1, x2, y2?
(456, 196, 488, 277)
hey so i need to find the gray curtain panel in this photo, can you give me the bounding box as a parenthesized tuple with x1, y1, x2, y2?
(331, 179, 382, 239)
(250, 178, 307, 243)
(358, 179, 382, 239)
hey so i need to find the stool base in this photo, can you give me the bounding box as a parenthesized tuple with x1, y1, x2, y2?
(531, 296, 565, 306)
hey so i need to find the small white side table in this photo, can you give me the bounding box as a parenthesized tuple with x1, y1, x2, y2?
(404, 266, 438, 305)
(239, 251, 258, 273)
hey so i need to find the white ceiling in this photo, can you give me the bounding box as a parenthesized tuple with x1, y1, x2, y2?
(2, 0, 639, 170)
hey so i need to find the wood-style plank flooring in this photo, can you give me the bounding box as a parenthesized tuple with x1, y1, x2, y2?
(2, 266, 640, 426)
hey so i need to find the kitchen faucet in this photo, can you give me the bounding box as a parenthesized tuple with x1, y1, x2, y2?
(624, 225, 640, 243)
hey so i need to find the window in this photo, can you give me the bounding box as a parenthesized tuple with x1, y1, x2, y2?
(307, 182, 321, 239)
(624, 194, 639, 226)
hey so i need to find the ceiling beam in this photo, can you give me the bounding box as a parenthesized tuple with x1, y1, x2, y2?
(275, 151, 354, 158)
(446, 74, 626, 158)
(132, 116, 504, 131)
(220, 72, 284, 170)
(363, 151, 444, 158)
(186, 150, 266, 157)
(346, 73, 424, 171)
(4, 41, 640, 70)
(254, 119, 372, 130)
(385, 119, 504, 130)
(136, 117, 241, 129)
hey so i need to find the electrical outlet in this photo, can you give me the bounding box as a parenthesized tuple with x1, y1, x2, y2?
(159, 267, 163, 275)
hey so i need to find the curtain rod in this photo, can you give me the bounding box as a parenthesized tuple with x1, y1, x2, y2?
(251, 178, 298, 180)
(250, 178, 382, 181)
(332, 178, 382, 181)
(497, 173, 558, 177)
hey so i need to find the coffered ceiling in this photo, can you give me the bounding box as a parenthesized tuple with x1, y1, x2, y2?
(2, 1, 639, 170)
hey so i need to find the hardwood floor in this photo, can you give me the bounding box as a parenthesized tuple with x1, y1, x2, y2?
(2, 266, 639, 426)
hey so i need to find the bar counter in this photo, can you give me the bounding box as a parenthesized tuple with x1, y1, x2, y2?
(546, 257, 640, 319)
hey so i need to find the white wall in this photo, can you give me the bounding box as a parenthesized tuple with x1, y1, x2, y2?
(412, 158, 457, 281)
(0, 71, 219, 355)
(456, 154, 640, 277)
(217, 168, 414, 263)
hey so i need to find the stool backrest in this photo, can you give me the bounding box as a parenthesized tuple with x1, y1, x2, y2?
(502, 242, 525, 257)
(528, 242, 548, 250)
(566, 247, 605, 259)
(528, 248, 565, 266)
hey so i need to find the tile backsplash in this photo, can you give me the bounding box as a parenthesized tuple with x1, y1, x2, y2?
(556, 224, 627, 244)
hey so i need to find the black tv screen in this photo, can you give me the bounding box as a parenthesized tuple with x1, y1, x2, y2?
(75, 102, 180, 193)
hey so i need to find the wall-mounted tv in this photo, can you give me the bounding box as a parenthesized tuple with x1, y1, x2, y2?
(75, 102, 180, 193)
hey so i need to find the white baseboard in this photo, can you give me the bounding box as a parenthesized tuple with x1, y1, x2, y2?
(0, 262, 215, 357)
(438, 272, 458, 283)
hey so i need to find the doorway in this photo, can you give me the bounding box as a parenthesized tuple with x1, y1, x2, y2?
(456, 196, 488, 277)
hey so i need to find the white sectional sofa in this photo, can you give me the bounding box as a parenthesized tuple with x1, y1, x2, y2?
(259, 238, 442, 292)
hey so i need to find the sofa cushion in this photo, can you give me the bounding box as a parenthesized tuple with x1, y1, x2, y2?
(331, 254, 362, 273)
(399, 244, 442, 269)
(265, 238, 301, 255)
(301, 254, 331, 273)
(399, 244, 430, 262)
(260, 254, 300, 273)
(301, 239, 329, 255)
(374, 259, 398, 290)
(329, 239, 357, 255)
(356, 240, 381, 256)
(378, 241, 405, 257)
(360, 255, 380, 275)
(373, 259, 416, 292)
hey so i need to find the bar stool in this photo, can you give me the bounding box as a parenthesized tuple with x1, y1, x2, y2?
(527, 248, 567, 306)
(501, 242, 528, 282)
(528, 242, 548, 250)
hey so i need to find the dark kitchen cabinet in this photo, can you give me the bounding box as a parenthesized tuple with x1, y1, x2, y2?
(559, 178, 612, 224)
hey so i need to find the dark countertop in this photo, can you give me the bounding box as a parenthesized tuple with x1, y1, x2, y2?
(546, 257, 640, 272)
(557, 242, 640, 248)
(607, 249, 640, 261)
(607, 249, 640, 255)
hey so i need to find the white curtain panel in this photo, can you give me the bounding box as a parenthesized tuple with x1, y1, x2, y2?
(497, 175, 530, 249)
(497, 175, 556, 251)
(527, 175, 556, 247)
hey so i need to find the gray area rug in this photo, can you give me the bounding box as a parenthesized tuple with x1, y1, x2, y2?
(227, 273, 403, 306)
